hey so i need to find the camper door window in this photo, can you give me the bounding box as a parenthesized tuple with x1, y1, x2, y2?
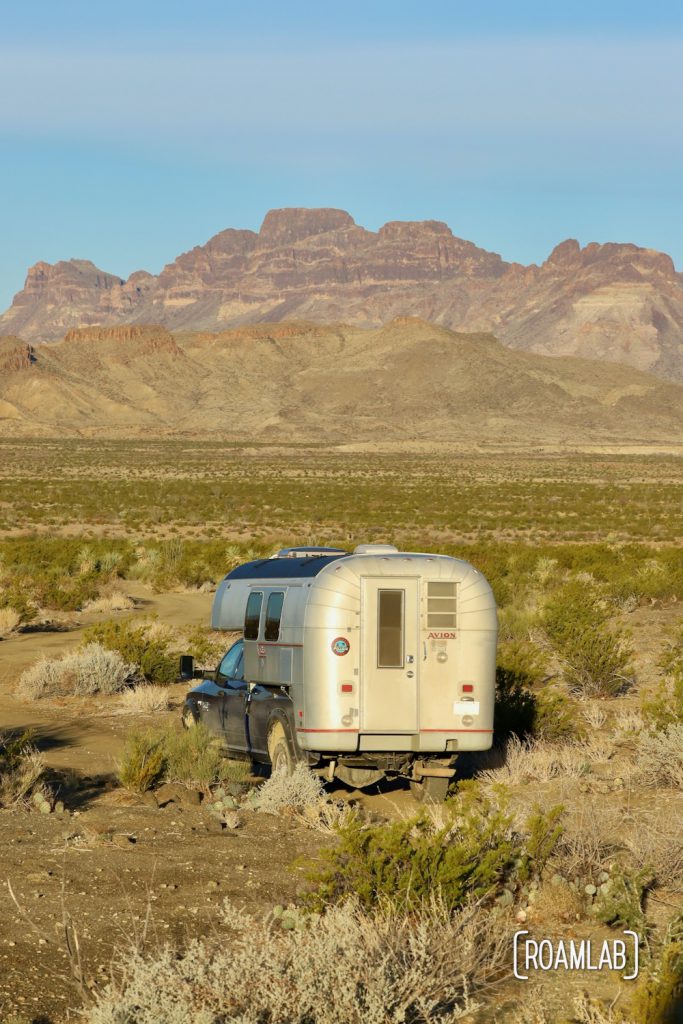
(264, 592, 285, 641)
(244, 591, 264, 640)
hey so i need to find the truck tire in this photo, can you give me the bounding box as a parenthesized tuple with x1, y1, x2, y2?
(267, 722, 296, 775)
(410, 775, 451, 803)
(182, 706, 197, 730)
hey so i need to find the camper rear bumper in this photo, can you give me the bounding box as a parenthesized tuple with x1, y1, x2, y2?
(296, 729, 493, 754)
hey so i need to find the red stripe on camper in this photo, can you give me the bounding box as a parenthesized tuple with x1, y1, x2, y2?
(296, 728, 359, 733)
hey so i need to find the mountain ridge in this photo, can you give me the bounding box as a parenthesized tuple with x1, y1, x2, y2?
(3, 208, 682, 382)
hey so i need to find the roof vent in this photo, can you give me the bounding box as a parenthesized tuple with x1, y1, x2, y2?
(353, 544, 400, 555)
(272, 546, 347, 559)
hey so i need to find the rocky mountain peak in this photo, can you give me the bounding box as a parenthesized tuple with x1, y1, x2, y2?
(258, 207, 355, 245)
(378, 220, 453, 240)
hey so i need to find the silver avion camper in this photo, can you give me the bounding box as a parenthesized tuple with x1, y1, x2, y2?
(211, 544, 497, 797)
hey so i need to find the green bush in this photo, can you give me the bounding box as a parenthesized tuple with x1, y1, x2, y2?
(84, 618, 177, 685)
(494, 638, 578, 742)
(591, 864, 652, 932)
(494, 640, 540, 739)
(626, 913, 683, 1024)
(643, 621, 683, 730)
(163, 723, 227, 789)
(306, 784, 563, 912)
(118, 723, 227, 792)
(118, 730, 166, 793)
(543, 583, 633, 696)
(533, 687, 579, 742)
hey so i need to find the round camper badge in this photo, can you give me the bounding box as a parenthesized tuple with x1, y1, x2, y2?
(331, 636, 350, 656)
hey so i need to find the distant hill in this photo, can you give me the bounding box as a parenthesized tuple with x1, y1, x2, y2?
(1, 208, 682, 382)
(1, 319, 681, 444)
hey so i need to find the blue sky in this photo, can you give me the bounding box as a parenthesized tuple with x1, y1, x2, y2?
(1, 1, 682, 310)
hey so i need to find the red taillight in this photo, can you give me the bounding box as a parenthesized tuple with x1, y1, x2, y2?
(462, 684, 474, 693)
(341, 684, 353, 693)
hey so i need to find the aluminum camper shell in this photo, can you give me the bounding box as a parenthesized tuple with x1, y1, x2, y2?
(211, 545, 497, 766)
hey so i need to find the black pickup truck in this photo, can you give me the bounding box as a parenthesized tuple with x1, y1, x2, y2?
(181, 639, 302, 773)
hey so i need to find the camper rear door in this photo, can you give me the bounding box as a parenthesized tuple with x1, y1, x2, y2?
(361, 578, 419, 732)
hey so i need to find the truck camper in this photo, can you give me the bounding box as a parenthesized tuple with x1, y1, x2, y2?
(182, 544, 497, 799)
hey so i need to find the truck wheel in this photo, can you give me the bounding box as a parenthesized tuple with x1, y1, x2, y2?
(182, 706, 197, 730)
(267, 722, 296, 776)
(410, 776, 450, 803)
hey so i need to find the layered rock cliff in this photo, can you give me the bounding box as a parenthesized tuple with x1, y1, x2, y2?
(2, 208, 682, 381)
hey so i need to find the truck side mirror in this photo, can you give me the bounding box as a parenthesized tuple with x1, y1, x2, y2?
(179, 655, 195, 680)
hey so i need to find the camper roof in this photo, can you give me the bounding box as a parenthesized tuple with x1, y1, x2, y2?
(225, 553, 348, 580)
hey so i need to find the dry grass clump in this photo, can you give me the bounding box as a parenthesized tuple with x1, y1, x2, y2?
(118, 685, 172, 715)
(549, 800, 624, 880)
(82, 589, 135, 614)
(17, 643, 135, 700)
(86, 896, 509, 1024)
(478, 735, 615, 789)
(625, 813, 683, 892)
(0, 606, 21, 636)
(0, 732, 48, 806)
(633, 724, 683, 788)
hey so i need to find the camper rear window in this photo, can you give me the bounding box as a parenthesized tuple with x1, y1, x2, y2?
(377, 589, 404, 668)
(244, 591, 263, 639)
(265, 591, 284, 641)
(427, 581, 457, 628)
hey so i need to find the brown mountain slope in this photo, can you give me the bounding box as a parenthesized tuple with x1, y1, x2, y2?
(0, 320, 681, 444)
(3, 209, 682, 381)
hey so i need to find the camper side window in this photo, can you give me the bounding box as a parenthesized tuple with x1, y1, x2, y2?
(244, 591, 263, 640)
(265, 591, 284, 641)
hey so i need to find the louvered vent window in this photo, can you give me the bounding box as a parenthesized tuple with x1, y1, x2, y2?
(427, 581, 457, 628)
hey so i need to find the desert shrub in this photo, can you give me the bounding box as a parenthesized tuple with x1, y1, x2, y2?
(0, 584, 37, 623)
(634, 724, 683, 788)
(257, 763, 326, 814)
(533, 687, 579, 741)
(254, 765, 358, 834)
(0, 537, 134, 614)
(642, 621, 683, 730)
(85, 895, 509, 1024)
(494, 640, 577, 741)
(591, 863, 652, 932)
(0, 606, 21, 636)
(0, 731, 48, 806)
(163, 723, 226, 789)
(17, 643, 135, 699)
(84, 618, 177, 685)
(625, 912, 683, 1024)
(118, 723, 227, 792)
(306, 784, 563, 913)
(494, 642, 539, 739)
(118, 730, 166, 793)
(543, 582, 633, 696)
